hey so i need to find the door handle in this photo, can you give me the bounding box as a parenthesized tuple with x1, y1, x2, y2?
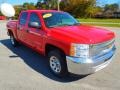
(17, 26, 21, 30)
(26, 29, 30, 33)
(17, 26, 22, 30)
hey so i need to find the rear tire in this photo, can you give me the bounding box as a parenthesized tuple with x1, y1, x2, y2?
(10, 34, 18, 47)
(48, 50, 68, 78)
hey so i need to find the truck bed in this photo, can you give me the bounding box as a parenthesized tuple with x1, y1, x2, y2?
(7, 20, 18, 29)
(7, 20, 18, 39)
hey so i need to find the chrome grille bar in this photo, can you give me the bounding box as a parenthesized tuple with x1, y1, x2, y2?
(90, 39, 115, 57)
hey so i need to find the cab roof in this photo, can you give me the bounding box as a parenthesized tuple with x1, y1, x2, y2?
(22, 10, 63, 13)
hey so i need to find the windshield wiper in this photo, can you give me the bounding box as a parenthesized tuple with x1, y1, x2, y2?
(72, 23, 80, 25)
(48, 25, 60, 28)
(60, 23, 80, 26)
(49, 24, 72, 27)
(48, 23, 80, 28)
(60, 24, 73, 26)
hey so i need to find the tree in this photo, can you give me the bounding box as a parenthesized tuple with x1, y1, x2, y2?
(14, 5, 23, 19)
(103, 3, 119, 18)
(14, 2, 37, 19)
(23, 2, 36, 10)
(61, 0, 97, 18)
(104, 3, 119, 12)
(0, 11, 3, 16)
(85, 6, 102, 18)
(36, 0, 49, 9)
(48, 0, 58, 9)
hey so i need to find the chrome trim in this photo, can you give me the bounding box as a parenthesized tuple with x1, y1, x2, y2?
(66, 46, 116, 75)
(89, 38, 115, 57)
(91, 38, 115, 46)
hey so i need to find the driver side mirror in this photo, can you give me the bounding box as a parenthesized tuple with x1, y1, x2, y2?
(28, 22, 41, 29)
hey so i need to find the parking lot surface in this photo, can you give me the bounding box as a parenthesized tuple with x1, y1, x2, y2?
(0, 21, 120, 90)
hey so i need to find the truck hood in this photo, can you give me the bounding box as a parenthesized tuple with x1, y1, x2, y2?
(49, 25, 115, 44)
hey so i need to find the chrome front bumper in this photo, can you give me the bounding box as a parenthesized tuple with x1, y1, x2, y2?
(66, 46, 116, 75)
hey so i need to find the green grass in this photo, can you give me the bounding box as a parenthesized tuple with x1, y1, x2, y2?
(77, 18, 120, 27)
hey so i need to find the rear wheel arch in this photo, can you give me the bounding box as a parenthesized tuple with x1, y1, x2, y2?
(8, 29, 13, 36)
(8, 29, 18, 47)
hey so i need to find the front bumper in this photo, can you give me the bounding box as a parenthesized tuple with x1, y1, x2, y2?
(66, 46, 116, 75)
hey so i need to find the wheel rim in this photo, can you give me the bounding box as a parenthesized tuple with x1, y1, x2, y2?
(10, 36, 15, 45)
(50, 56, 61, 74)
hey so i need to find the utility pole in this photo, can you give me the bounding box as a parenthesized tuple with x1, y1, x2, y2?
(118, 1, 120, 12)
(57, 0, 61, 11)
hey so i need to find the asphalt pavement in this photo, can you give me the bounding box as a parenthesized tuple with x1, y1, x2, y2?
(0, 21, 120, 90)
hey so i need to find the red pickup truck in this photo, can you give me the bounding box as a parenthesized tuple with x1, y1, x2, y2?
(7, 10, 116, 77)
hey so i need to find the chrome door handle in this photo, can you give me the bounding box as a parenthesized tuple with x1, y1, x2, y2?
(26, 29, 30, 33)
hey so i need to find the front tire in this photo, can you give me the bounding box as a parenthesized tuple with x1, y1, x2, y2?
(48, 50, 68, 77)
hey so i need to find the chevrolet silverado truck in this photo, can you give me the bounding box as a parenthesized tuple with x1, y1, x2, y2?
(7, 10, 116, 77)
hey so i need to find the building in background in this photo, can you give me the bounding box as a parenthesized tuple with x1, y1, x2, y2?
(113, 0, 120, 18)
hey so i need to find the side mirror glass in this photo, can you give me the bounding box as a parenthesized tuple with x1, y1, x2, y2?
(28, 22, 41, 29)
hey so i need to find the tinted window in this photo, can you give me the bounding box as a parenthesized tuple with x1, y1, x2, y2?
(29, 13, 41, 26)
(19, 12, 28, 25)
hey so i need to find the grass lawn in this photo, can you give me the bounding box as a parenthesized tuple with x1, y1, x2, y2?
(77, 18, 120, 27)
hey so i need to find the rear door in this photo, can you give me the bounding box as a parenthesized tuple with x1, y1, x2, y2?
(17, 12, 28, 43)
(25, 12, 45, 52)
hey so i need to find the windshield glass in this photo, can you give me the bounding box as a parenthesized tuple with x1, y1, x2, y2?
(42, 12, 80, 28)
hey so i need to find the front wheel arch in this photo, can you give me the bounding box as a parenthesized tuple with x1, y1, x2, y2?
(45, 44, 66, 57)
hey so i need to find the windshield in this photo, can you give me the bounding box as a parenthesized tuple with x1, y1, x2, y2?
(42, 12, 80, 28)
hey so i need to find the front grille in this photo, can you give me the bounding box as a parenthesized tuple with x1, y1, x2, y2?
(90, 39, 115, 57)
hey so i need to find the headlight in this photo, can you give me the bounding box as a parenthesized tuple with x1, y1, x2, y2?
(70, 43, 89, 58)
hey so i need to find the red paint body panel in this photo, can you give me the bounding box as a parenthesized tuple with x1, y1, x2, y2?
(49, 25, 115, 44)
(6, 10, 115, 56)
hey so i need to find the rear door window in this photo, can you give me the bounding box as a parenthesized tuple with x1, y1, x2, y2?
(19, 12, 28, 25)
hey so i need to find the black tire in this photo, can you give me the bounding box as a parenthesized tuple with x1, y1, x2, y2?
(48, 50, 68, 77)
(10, 33, 18, 47)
